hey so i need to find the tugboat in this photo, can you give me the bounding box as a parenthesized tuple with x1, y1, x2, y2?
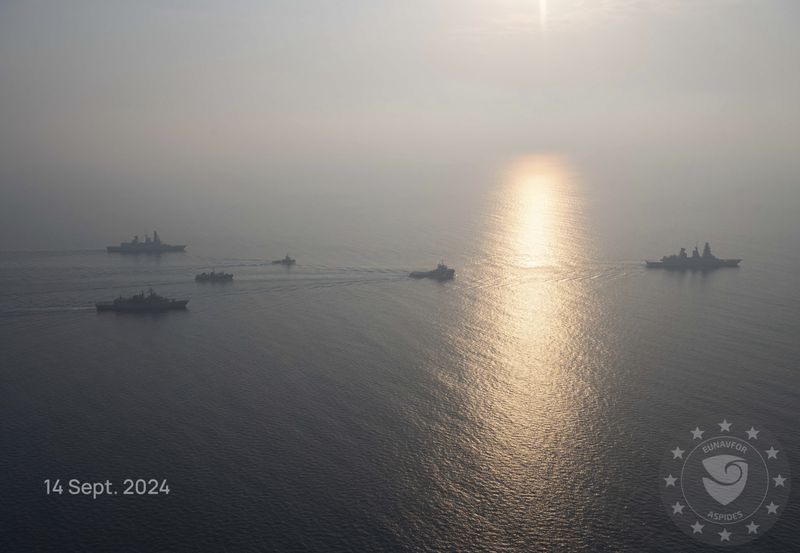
(195, 269, 233, 282)
(645, 242, 741, 270)
(107, 231, 186, 254)
(272, 254, 296, 266)
(409, 262, 455, 281)
(96, 289, 189, 312)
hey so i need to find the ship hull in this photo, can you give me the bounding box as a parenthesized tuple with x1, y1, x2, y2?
(409, 270, 455, 281)
(107, 245, 186, 253)
(645, 259, 741, 269)
(96, 300, 189, 312)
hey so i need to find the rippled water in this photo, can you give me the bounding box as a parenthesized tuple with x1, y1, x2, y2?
(1, 156, 799, 551)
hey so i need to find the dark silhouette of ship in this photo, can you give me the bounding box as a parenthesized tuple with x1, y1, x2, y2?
(195, 269, 233, 282)
(409, 262, 455, 281)
(96, 289, 189, 312)
(645, 242, 741, 269)
(272, 254, 296, 266)
(107, 231, 186, 254)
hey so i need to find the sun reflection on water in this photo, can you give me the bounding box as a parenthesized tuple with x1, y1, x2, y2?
(488, 154, 586, 269)
(437, 154, 614, 541)
(473, 154, 593, 427)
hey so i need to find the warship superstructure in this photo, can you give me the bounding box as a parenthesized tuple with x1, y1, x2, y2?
(409, 262, 455, 281)
(96, 289, 189, 312)
(107, 231, 186, 254)
(645, 242, 740, 269)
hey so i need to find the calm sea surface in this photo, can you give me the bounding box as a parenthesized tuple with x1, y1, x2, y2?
(1, 156, 799, 551)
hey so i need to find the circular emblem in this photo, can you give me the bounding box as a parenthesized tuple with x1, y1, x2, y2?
(660, 418, 790, 546)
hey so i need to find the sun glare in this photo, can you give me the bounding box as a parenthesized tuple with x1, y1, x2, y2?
(502, 155, 580, 268)
(539, 0, 548, 31)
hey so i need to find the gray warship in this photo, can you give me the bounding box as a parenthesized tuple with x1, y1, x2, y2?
(272, 254, 296, 266)
(107, 231, 186, 254)
(96, 289, 189, 312)
(195, 269, 233, 282)
(409, 262, 455, 281)
(645, 242, 741, 269)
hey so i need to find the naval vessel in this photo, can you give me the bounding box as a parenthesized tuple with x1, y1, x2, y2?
(195, 270, 234, 282)
(409, 262, 455, 281)
(645, 242, 741, 269)
(107, 231, 186, 254)
(273, 255, 296, 266)
(96, 289, 189, 312)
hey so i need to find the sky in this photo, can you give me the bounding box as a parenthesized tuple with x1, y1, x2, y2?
(0, 0, 798, 249)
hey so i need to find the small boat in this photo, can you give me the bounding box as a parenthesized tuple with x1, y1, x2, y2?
(409, 262, 455, 282)
(272, 254, 296, 266)
(96, 289, 189, 312)
(195, 270, 233, 282)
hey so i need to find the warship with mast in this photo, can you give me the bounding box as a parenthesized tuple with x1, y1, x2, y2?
(96, 289, 189, 312)
(645, 242, 741, 269)
(107, 231, 186, 254)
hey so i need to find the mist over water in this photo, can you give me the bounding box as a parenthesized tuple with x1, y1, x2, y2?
(1, 0, 799, 253)
(1, 1, 800, 551)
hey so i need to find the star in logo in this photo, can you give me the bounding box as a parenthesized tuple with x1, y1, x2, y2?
(663, 474, 677, 487)
(746, 521, 760, 534)
(773, 474, 786, 487)
(690, 521, 704, 534)
(671, 446, 685, 459)
(671, 501, 685, 515)
(691, 427, 704, 440)
(718, 528, 732, 542)
(766, 502, 779, 515)
(718, 419, 732, 432)
(746, 427, 759, 440)
(765, 446, 779, 459)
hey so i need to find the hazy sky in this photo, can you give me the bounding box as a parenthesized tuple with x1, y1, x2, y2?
(1, 0, 798, 249)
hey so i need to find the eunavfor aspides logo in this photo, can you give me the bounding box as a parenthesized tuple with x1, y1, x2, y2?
(660, 418, 790, 546)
